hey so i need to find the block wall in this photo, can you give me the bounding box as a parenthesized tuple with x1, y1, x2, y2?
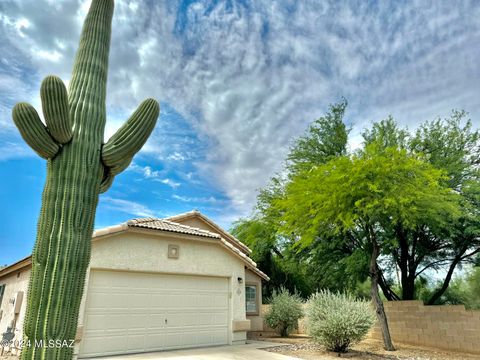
(370, 300, 480, 354)
(255, 301, 480, 355)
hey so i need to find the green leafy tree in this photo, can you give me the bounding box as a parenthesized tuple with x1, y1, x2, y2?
(276, 144, 460, 350)
(418, 265, 480, 309)
(363, 113, 480, 303)
(363, 116, 409, 149)
(410, 112, 480, 304)
(231, 217, 313, 298)
(287, 99, 349, 174)
(232, 101, 350, 297)
(466, 266, 480, 309)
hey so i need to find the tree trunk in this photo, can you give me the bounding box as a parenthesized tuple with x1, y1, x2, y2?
(401, 273, 416, 300)
(369, 228, 395, 351)
(427, 255, 461, 305)
(395, 224, 416, 300)
(377, 267, 401, 301)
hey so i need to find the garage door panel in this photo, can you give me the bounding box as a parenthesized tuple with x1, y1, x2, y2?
(126, 334, 146, 351)
(80, 270, 230, 358)
(215, 295, 229, 308)
(145, 334, 165, 350)
(147, 313, 167, 328)
(195, 313, 216, 325)
(82, 334, 126, 355)
(127, 314, 151, 329)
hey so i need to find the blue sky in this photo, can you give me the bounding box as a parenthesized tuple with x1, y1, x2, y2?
(0, 0, 479, 265)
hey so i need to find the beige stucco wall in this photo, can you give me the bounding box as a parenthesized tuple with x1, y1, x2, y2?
(174, 217, 223, 236)
(245, 269, 264, 331)
(0, 266, 31, 354)
(1, 229, 253, 357)
(75, 230, 249, 353)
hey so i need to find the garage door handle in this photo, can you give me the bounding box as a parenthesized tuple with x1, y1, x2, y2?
(165, 318, 168, 324)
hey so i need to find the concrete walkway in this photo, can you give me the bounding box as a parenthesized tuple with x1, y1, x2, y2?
(86, 341, 298, 360)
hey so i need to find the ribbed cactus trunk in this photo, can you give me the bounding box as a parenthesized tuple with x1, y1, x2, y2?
(12, 1, 159, 359)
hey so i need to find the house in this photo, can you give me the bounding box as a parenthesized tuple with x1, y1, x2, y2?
(0, 210, 268, 358)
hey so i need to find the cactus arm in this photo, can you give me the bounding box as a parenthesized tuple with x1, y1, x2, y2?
(99, 172, 114, 193)
(102, 98, 159, 167)
(110, 156, 133, 176)
(99, 156, 133, 193)
(12, 102, 59, 159)
(40, 76, 72, 144)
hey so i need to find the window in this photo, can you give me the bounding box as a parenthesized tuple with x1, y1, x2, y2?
(245, 285, 258, 314)
(0, 284, 5, 308)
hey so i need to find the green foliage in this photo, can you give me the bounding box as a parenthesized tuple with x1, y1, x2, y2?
(466, 267, 480, 309)
(265, 288, 304, 337)
(305, 237, 370, 293)
(418, 267, 480, 309)
(306, 290, 376, 352)
(232, 101, 352, 297)
(232, 216, 277, 261)
(362, 115, 409, 149)
(12, 1, 159, 359)
(231, 217, 313, 298)
(235, 102, 479, 308)
(410, 110, 480, 189)
(351, 279, 372, 300)
(277, 144, 459, 244)
(287, 99, 349, 174)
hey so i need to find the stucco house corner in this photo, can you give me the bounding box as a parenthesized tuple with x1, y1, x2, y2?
(0, 210, 269, 358)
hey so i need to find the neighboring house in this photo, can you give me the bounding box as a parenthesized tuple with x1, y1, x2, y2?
(0, 210, 268, 358)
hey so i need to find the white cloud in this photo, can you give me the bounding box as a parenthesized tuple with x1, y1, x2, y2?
(1, 0, 479, 222)
(172, 194, 223, 204)
(36, 49, 62, 62)
(100, 196, 156, 218)
(127, 163, 181, 188)
(0, 141, 35, 161)
(166, 152, 188, 161)
(142, 165, 160, 179)
(157, 178, 180, 189)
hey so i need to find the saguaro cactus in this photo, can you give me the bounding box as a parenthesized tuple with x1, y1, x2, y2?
(12, 1, 159, 359)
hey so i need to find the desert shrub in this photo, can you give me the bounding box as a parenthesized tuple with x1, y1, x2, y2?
(265, 287, 304, 337)
(306, 290, 376, 352)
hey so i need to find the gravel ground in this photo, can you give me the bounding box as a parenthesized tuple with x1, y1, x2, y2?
(0, 354, 18, 360)
(256, 336, 480, 360)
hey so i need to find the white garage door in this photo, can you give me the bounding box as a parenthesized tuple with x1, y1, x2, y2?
(79, 270, 230, 358)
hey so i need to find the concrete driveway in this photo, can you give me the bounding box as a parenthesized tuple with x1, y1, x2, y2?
(87, 341, 298, 360)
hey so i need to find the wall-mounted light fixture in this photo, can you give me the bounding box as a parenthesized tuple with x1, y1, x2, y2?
(237, 277, 243, 284)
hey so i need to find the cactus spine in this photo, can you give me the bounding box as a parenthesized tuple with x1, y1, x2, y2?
(12, 1, 159, 359)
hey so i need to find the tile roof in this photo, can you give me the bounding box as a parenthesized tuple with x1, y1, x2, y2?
(126, 218, 221, 239)
(165, 210, 252, 255)
(1, 215, 269, 281)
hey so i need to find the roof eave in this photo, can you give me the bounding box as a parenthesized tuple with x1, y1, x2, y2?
(166, 211, 253, 255)
(0, 255, 32, 278)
